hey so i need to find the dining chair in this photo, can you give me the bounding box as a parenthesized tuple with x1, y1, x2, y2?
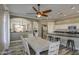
(48, 41, 60, 55)
(20, 36, 30, 55)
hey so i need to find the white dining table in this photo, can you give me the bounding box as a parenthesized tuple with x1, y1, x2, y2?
(24, 37, 52, 55)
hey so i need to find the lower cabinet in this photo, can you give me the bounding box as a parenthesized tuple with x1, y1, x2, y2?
(51, 35, 79, 50)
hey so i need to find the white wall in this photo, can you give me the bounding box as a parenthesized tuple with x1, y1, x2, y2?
(55, 23, 79, 29)
(33, 21, 38, 30)
(55, 18, 79, 31)
(47, 22, 55, 33)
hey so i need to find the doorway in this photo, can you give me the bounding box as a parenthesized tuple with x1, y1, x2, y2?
(41, 24, 48, 39)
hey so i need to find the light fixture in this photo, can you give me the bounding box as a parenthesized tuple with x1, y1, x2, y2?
(37, 14, 41, 17)
(64, 14, 66, 16)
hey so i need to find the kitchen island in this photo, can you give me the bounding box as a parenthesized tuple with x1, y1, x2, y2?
(48, 31, 79, 50)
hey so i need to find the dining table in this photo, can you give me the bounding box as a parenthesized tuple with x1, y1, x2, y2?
(23, 37, 52, 55)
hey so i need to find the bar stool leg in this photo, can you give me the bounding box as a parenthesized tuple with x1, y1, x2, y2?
(66, 41, 70, 48)
(72, 41, 75, 51)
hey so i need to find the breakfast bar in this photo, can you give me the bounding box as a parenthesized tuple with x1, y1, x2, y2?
(48, 32, 79, 50)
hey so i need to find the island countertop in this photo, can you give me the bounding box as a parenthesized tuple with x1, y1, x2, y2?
(48, 33, 79, 38)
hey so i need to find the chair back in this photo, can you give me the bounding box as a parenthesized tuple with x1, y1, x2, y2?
(48, 41, 60, 55)
(20, 36, 30, 55)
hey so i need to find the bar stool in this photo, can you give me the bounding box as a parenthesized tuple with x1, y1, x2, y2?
(55, 37, 60, 41)
(48, 36, 53, 41)
(66, 39, 75, 51)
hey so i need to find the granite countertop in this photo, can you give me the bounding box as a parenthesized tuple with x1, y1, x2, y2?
(48, 33, 79, 38)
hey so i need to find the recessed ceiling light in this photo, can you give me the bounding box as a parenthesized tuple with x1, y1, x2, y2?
(71, 6, 75, 9)
(57, 13, 63, 15)
(63, 14, 66, 16)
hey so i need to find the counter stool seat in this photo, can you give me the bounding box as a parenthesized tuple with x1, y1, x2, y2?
(55, 37, 60, 41)
(48, 36, 53, 41)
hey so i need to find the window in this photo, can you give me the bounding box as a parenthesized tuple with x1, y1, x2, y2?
(10, 18, 32, 32)
(14, 24, 23, 32)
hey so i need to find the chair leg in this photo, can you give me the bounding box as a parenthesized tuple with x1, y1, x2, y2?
(72, 42, 75, 51)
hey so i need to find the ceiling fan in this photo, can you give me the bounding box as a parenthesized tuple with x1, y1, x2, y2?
(27, 4, 52, 17)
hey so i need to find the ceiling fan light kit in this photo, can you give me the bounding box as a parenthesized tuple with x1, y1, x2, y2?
(37, 14, 41, 17)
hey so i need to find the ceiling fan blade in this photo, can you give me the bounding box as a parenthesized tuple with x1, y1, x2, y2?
(42, 14, 48, 17)
(42, 9, 52, 13)
(32, 6, 38, 12)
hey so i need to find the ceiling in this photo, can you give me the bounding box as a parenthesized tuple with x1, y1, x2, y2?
(6, 4, 79, 21)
